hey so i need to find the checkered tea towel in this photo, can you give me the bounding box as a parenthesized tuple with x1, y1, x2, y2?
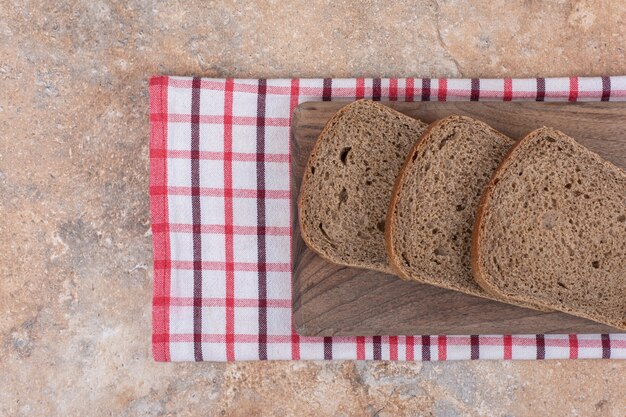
(150, 76, 626, 362)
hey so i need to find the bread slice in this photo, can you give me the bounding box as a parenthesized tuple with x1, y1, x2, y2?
(472, 127, 626, 329)
(385, 115, 547, 310)
(298, 100, 427, 273)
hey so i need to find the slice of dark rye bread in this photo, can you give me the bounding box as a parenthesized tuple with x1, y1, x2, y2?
(298, 100, 428, 273)
(385, 116, 548, 311)
(472, 127, 626, 329)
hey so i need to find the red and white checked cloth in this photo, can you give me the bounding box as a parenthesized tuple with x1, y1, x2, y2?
(150, 76, 626, 362)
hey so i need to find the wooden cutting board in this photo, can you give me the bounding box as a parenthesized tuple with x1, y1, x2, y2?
(291, 101, 626, 336)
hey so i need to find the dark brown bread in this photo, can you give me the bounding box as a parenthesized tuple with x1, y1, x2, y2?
(472, 127, 626, 329)
(298, 100, 427, 273)
(386, 116, 547, 310)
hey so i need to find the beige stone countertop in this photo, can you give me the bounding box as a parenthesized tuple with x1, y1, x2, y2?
(1, 1, 625, 416)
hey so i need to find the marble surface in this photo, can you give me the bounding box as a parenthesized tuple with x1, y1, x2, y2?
(1, 1, 625, 415)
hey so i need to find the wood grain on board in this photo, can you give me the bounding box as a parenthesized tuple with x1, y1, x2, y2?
(291, 101, 626, 336)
